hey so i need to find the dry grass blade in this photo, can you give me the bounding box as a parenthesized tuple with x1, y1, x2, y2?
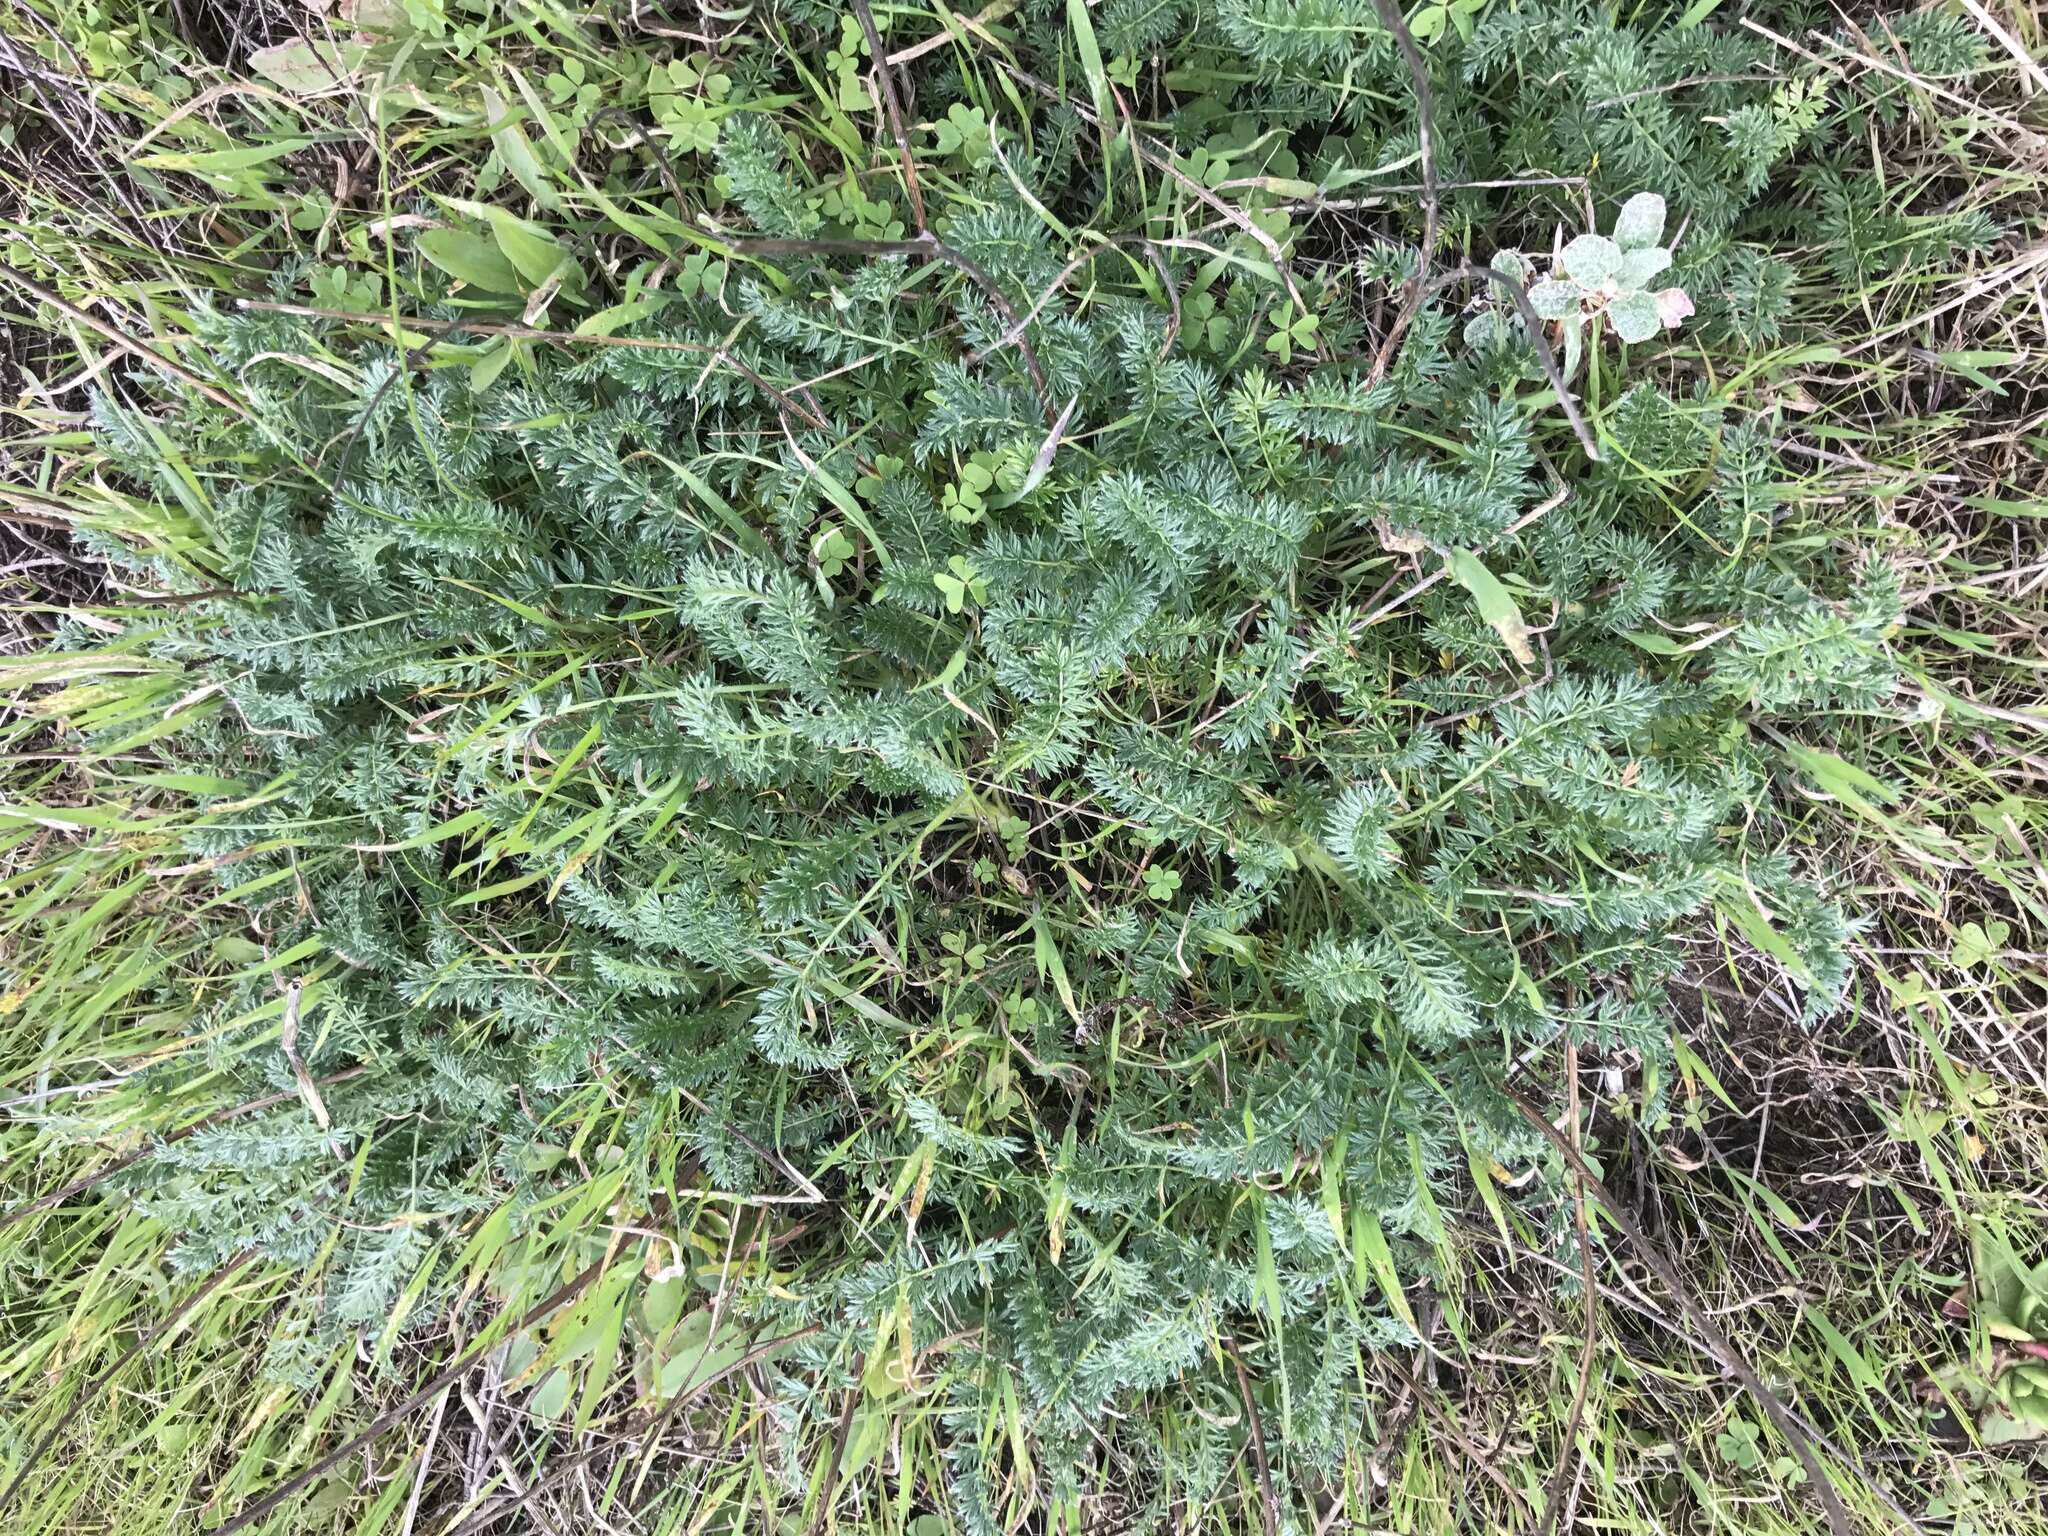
(432, 1325, 825, 1536)
(1507, 1088, 1855, 1536)
(1536, 1043, 1598, 1536)
(207, 1258, 612, 1536)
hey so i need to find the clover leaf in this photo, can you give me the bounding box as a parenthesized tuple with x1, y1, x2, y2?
(933, 555, 987, 614)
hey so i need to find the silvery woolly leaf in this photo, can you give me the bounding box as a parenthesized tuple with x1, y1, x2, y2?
(1528, 278, 1580, 320)
(1489, 248, 1533, 284)
(1608, 290, 1661, 343)
(1616, 247, 1672, 289)
(1613, 192, 1667, 251)
(1463, 310, 1512, 351)
(1561, 233, 1622, 285)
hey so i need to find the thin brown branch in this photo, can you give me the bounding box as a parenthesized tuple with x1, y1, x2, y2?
(0, 265, 246, 416)
(434, 1323, 825, 1536)
(1368, 0, 1439, 279)
(1537, 1042, 1598, 1536)
(883, 0, 1020, 66)
(803, 1353, 867, 1536)
(852, 0, 925, 233)
(968, 233, 1179, 365)
(1424, 633, 1554, 730)
(1381, 1354, 1535, 1521)
(922, 236, 1054, 413)
(588, 104, 696, 216)
(208, 1257, 614, 1536)
(1273, 173, 1586, 213)
(673, 1083, 824, 1203)
(1453, 1210, 1934, 1536)
(1362, 0, 1445, 383)
(1224, 1336, 1279, 1536)
(1589, 71, 1777, 109)
(1422, 263, 1600, 461)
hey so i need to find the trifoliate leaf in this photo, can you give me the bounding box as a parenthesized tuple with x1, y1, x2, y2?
(1952, 919, 2008, 970)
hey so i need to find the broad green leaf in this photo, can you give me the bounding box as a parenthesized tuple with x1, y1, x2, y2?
(1616, 247, 1673, 288)
(1716, 891, 1812, 983)
(481, 85, 560, 211)
(1352, 1206, 1417, 1331)
(643, 1277, 684, 1343)
(1786, 743, 1899, 806)
(247, 40, 367, 94)
(417, 228, 523, 294)
(439, 197, 576, 290)
(839, 1405, 888, 1478)
(530, 1369, 572, 1419)
(139, 138, 310, 176)
(1447, 548, 1536, 666)
(468, 336, 516, 394)
(1528, 278, 1579, 320)
(1067, 0, 1114, 169)
(1254, 1198, 1286, 1330)
(1620, 629, 1688, 655)
(575, 295, 675, 337)
(653, 1310, 757, 1398)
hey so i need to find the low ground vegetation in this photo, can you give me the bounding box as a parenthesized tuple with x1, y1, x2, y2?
(2, 2, 2045, 1534)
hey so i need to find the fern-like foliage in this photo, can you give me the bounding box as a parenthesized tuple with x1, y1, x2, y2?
(41, 1, 1938, 1523)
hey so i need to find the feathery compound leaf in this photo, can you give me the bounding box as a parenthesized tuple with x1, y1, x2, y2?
(1324, 783, 1401, 884)
(1372, 920, 1483, 1048)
